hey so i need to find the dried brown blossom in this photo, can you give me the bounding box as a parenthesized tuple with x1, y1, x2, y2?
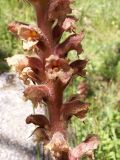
(24, 85, 50, 107)
(61, 100, 89, 122)
(45, 55, 74, 84)
(15, 56, 45, 84)
(8, 21, 49, 51)
(46, 132, 69, 159)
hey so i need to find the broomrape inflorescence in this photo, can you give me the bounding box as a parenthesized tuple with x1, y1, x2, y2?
(8, 0, 99, 159)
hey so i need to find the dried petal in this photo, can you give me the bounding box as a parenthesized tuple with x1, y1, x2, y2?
(8, 22, 39, 40)
(19, 67, 32, 85)
(23, 40, 38, 51)
(26, 114, 50, 129)
(15, 56, 29, 74)
(69, 135, 99, 160)
(58, 68, 74, 84)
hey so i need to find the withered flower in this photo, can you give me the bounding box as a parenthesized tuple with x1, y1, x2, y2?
(8, 21, 49, 51)
(45, 55, 74, 84)
(69, 135, 99, 160)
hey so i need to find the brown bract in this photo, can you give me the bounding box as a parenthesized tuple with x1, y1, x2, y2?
(26, 114, 50, 129)
(61, 100, 89, 122)
(56, 32, 84, 58)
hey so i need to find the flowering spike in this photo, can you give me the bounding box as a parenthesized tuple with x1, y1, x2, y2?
(8, 0, 99, 159)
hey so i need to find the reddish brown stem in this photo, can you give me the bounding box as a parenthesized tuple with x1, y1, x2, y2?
(47, 81, 65, 134)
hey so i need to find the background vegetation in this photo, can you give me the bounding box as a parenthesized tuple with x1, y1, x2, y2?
(0, 0, 120, 159)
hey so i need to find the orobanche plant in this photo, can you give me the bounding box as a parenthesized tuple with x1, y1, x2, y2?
(8, 0, 99, 159)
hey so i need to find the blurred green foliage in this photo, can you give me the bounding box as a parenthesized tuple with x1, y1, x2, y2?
(0, 0, 120, 159)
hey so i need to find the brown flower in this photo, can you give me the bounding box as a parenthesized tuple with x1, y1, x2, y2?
(61, 100, 89, 122)
(8, 21, 49, 51)
(15, 56, 45, 84)
(46, 132, 69, 159)
(45, 55, 74, 84)
(24, 85, 50, 107)
(69, 135, 99, 160)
